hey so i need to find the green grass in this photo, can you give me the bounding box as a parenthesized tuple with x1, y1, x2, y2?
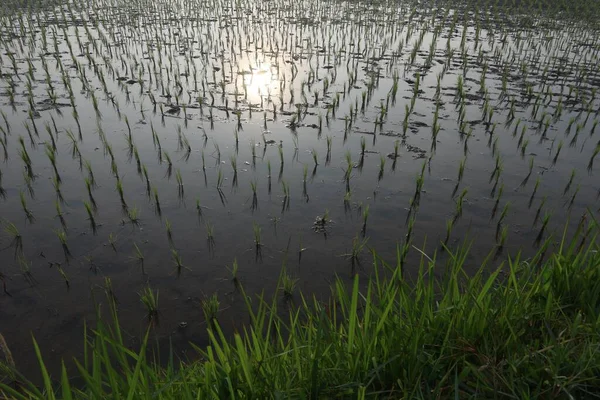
(1, 222, 599, 398)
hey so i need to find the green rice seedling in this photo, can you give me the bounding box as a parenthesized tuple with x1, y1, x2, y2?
(491, 184, 504, 219)
(457, 157, 466, 183)
(520, 157, 534, 188)
(344, 151, 353, 185)
(230, 155, 238, 187)
(172, 248, 186, 276)
(566, 185, 580, 210)
(55, 229, 71, 259)
(552, 140, 563, 165)
(175, 169, 184, 196)
(84, 176, 96, 207)
(127, 206, 140, 225)
(280, 270, 298, 300)
(19, 191, 34, 222)
(312, 148, 318, 166)
(378, 156, 385, 181)
(278, 145, 284, 167)
(588, 145, 600, 172)
(521, 139, 529, 158)
(496, 202, 511, 239)
(163, 151, 173, 178)
(54, 264, 69, 289)
(206, 222, 215, 246)
(343, 235, 369, 268)
(0, 137, 7, 162)
(115, 178, 126, 204)
(528, 177, 541, 208)
(131, 243, 144, 269)
(563, 169, 576, 195)
(18, 254, 36, 286)
(250, 180, 258, 210)
(453, 188, 468, 222)
(443, 218, 453, 246)
(250, 139, 256, 166)
(4, 222, 23, 257)
(153, 187, 162, 216)
(139, 285, 159, 322)
(213, 141, 221, 164)
(253, 222, 262, 250)
(18, 136, 33, 179)
(83, 200, 96, 232)
(496, 225, 509, 250)
(533, 196, 548, 227)
(0, 169, 5, 200)
(344, 191, 352, 213)
(202, 294, 220, 327)
(165, 219, 173, 243)
(360, 137, 366, 157)
(535, 213, 552, 246)
(361, 205, 370, 236)
(216, 168, 224, 190)
(228, 258, 239, 286)
(302, 164, 308, 192)
(281, 180, 290, 211)
(45, 144, 60, 181)
(142, 165, 151, 193)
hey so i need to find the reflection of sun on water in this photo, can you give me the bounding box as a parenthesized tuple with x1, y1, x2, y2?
(243, 63, 274, 101)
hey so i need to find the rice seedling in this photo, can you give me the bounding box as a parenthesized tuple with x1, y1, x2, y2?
(163, 151, 173, 178)
(131, 243, 144, 268)
(115, 178, 126, 207)
(206, 222, 215, 247)
(171, 248, 187, 276)
(343, 235, 369, 268)
(565, 185, 580, 210)
(453, 188, 468, 222)
(443, 218, 453, 246)
(563, 169, 576, 195)
(535, 213, 552, 246)
(139, 285, 159, 322)
(529, 177, 541, 208)
(520, 157, 535, 188)
(127, 206, 140, 225)
(253, 222, 262, 250)
(250, 180, 258, 211)
(228, 258, 240, 286)
(18, 254, 36, 286)
(589, 145, 600, 172)
(19, 191, 34, 223)
(201, 294, 220, 327)
(153, 186, 162, 216)
(361, 205, 370, 237)
(278, 144, 284, 167)
(216, 168, 224, 190)
(378, 156, 385, 181)
(4, 222, 23, 257)
(55, 229, 71, 259)
(280, 270, 298, 299)
(165, 218, 173, 243)
(281, 180, 290, 211)
(496, 225, 509, 251)
(552, 140, 563, 165)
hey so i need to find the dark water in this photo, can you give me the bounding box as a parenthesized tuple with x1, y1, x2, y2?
(1, 0, 599, 380)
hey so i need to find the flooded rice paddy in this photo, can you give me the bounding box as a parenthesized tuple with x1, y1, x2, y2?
(1, 0, 600, 378)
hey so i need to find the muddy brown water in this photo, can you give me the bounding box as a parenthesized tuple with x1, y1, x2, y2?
(1, 0, 599, 382)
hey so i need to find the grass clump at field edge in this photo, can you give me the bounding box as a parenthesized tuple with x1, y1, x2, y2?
(1, 222, 600, 399)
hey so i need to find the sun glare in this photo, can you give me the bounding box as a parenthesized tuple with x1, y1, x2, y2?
(243, 63, 274, 101)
